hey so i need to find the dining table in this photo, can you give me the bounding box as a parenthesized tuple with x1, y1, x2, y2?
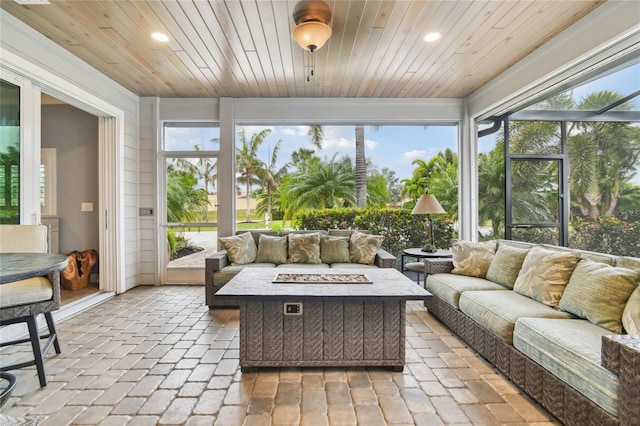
(0, 253, 68, 284)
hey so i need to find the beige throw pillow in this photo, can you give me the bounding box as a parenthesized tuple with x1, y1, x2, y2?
(559, 260, 639, 333)
(622, 287, 640, 334)
(451, 240, 496, 278)
(218, 232, 257, 265)
(288, 232, 322, 264)
(514, 245, 581, 309)
(255, 234, 288, 265)
(486, 245, 530, 289)
(320, 236, 350, 264)
(349, 231, 384, 265)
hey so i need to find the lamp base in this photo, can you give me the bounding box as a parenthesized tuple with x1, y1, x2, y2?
(421, 244, 437, 253)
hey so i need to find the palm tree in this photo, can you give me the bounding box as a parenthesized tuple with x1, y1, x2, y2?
(567, 92, 640, 217)
(193, 145, 217, 195)
(236, 128, 271, 222)
(255, 140, 288, 220)
(166, 164, 209, 223)
(400, 152, 450, 202)
(381, 167, 402, 206)
(428, 160, 459, 220)
(365, 168, 390, 208)
(307, 125, 324, 149)
(514, 90, 640, 219)
(308, 124, 373, 207)
(290, 147, 318, 173)
(355, 125, 367, 208)
(279, 154, 356, 219)
(478, 147, 506, 237)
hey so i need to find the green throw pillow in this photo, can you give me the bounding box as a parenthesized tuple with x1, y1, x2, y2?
(255, 234, 288, 265)
(514, 245, 581, 309)
(320, 236, 350, 264)
(451, 240, 496, 278)
(218, 231, 257, 265)
(288, 232, 322, 264)
(349, 231, 384, 265)
(623, 287, 640, 334)
(486, 244, 530, 289)
(559, 259, 639, 333)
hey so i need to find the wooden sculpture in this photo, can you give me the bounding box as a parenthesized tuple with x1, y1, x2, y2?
(61, 249, 98, 290)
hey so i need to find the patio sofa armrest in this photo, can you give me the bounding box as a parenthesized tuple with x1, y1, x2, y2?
(601, 334, 640, 424)
(205, 250, 230, 307)
(423, 258, 454, 275)
(206, 249, 230, 273)
(374, 248, 397, 268)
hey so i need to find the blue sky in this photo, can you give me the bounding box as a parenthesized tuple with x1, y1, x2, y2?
(165, 124, 459, 183)
(240, 124, 458, 182)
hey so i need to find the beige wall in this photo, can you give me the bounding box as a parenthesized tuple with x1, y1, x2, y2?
(42, 104, 99, 255)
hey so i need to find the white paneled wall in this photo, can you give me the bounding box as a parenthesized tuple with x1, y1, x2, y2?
(1, 11, 139, 293)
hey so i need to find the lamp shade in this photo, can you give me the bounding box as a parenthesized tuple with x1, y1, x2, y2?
(292, 21, 332, 51)
(411, 194, 445, 215)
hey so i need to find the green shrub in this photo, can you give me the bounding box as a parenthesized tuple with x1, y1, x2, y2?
(570, 216, 640, 257)
(293, 207, 457, 258)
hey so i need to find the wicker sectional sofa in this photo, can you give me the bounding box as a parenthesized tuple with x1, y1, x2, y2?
(423, 239, 640, 426)
(205, 229, 397, 308)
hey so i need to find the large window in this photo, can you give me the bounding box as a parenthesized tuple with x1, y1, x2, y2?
(0, 79, 20, 224)
(234, 123, 459, 230)
(162, 122, 219, 279)
(478, 62, 640, 256)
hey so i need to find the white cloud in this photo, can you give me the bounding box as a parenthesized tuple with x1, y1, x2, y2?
(281, 126, 308, 136)
(241, 125, 275, 137)
(365, 139, 378, 150)
(403, 149, 426, 160)
(322, 137, 355, 151)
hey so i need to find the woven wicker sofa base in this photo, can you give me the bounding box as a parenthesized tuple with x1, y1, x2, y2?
(424, 296, 620, 426)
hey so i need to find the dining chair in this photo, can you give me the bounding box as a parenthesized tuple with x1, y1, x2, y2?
(0, 225, 62, 387)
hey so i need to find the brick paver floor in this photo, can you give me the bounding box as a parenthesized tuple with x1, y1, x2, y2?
(0, 285, 558, 425)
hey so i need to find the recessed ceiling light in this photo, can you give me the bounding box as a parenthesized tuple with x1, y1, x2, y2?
(424, 32, 442, 42)
(15, 0, 50, 4)
(151, 32, 170, 42)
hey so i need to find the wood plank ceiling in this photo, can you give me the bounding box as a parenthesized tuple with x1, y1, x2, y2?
(1, 0, 604, 98)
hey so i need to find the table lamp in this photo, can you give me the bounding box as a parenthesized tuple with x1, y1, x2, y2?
(411, 194, 445, 252)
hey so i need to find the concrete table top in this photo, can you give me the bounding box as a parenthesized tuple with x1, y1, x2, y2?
(0, 253, 68, 284)
(215, 267, 430, 301)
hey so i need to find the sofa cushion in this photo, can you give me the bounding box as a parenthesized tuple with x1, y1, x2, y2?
(349, 231, 384, 265)
(213, 263, 276, 288)
(0, 277, 53, 308)
(219, 232, 257, 265)
(255, 234, 288, 265)
(241, 229, 279, 246)
(513, 245, 581, 308)
(328, 229, 367, 237)
(320, 235, 350, 264)
(622, 287, 640, 334)
(485, 244, 530, 289)
(513, 318, 620, 416)
(616, 256, 640, 270)
(288, 232, 322, 264)
(329, 263, 378, 269)
(559, 259, 639, 333)
(426, 274, 506, 309)
(541, 244, 616, 265)
(459, 290, 574, 343)
(0, 224, 48, 253)
(450, 240, 496, 278)
(276, 263, 330, 269)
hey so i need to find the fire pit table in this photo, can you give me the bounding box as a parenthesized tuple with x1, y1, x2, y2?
(214, 268, 430, 371)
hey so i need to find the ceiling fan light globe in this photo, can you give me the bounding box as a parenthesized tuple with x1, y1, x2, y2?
(292, 21, 332, 51)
